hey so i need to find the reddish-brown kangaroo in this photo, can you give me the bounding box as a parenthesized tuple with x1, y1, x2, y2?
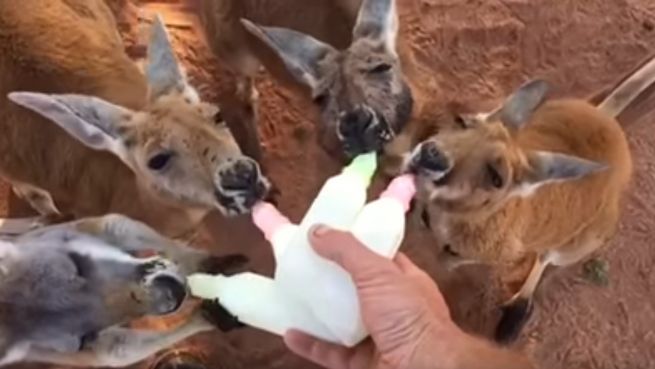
(405, 54, 655, 343)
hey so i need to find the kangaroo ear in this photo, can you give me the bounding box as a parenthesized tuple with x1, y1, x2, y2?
(513, 151, 608, 197)
(241, 19, 337, 94)
(8, 92, 135, 165)
(146, 14, 199, 103)
(488, 79, 550, 130)
(353, 0, 399, 52)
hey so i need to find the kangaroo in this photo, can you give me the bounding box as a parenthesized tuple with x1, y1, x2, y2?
(0, 214, 245, 367)
(0, 1, 270, 238)
(186, 0, 414, 161)
(405, 55, 655, 343)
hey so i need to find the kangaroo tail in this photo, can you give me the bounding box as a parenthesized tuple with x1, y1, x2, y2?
(594, 51, 655, 119)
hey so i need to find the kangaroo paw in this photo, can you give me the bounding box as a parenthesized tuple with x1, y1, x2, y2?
(200, 299, 246, 332)
(494, 297, 534, 345)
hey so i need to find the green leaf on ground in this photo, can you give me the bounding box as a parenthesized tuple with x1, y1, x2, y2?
(582, 258, 610, 287)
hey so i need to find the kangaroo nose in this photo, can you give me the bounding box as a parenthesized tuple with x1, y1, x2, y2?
(215, 158, 270, 214)
(338, 105, 392, 157)
(411, 142, 451, 174)
(150, 275, 187, 315)
(220, 159, 260, 191)
(342, 106, 374, 129)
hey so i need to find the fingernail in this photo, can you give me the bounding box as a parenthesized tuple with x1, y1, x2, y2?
(311, 224, 330, 238)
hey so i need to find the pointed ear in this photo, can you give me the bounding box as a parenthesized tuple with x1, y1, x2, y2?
(8, 92, 134, 162)
(146, 14, 198, 102)
(353, 0, 399, 52)
(515, 151, 608, 196)
(490, 79, 550, 130)
(241, 19, 337, 93)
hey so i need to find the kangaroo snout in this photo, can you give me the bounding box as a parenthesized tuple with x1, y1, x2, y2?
(409, 141, 452, 182)
(215, 157, 270, 215)
(148, 274, 187, 315)
(138, 257, 187, 315)
(338, 105, 394, 157)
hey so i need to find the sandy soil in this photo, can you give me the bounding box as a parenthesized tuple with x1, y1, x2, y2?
(4, 0, 655, 368)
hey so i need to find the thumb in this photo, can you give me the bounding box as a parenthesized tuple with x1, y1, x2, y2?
(309, 225, 398, 280)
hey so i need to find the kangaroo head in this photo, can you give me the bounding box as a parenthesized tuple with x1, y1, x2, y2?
(0, 235, 187, 354)
(244, 0, 413, 160)
(8, 16, 270, 216)
(407, 80, 607, 214)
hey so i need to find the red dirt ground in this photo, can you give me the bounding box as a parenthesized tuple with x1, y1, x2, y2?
(4, 1, 655, 368)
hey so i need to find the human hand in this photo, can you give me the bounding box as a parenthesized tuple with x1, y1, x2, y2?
(283, 225, 464, 369)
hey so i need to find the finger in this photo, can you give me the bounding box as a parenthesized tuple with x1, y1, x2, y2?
(284, 330, 373, 369)
(309, 225, 398, 279)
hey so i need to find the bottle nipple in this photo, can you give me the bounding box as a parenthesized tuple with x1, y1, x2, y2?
(341, 152, 378, 186)
(188, 273, 226, 300)
(379, 174, 417, 212)
(252, 202, 292, 242)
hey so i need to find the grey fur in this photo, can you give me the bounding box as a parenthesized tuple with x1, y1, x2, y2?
(0, 214, 228, 367)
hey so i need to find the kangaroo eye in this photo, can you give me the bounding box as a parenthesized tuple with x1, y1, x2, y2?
(313, 93, 328, 107)
(68, 252, 93, 278)
(487, 164, 504, 189)
(420, 209, 431, 229)
(147, 152, 174, 171)
(369, 63, 392, 74)
(444, 244, 460, 257)
(213, 110, 226, 126)
(454, 115, 468, 129)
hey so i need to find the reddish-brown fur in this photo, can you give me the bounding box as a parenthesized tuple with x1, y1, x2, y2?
(423, 100, 631, 266)
(0, 0, 146, 217)
(0, 1, 267, 237)
(405, 55, 655, 341)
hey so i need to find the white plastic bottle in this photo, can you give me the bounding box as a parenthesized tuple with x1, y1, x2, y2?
(273, 153, 377, 340)
(303, 174, 416, 346)
(333, 174, 417, 345)
(188, 272, 338, 343)
(190, 172, 417, 347)
(351, 174, 416, 258)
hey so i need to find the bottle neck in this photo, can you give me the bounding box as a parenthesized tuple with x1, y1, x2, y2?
(340, 152, 377, 187)
(379, 174, 416, 212)
(252, 202, 292, 241)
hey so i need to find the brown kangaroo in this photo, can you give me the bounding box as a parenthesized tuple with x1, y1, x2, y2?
(0, 1, 269, 238)
(405, 54, 655, 343)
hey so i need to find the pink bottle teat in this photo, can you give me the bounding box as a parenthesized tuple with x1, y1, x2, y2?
(252, 202, 292, 241)
(380, 174, 417, 212)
